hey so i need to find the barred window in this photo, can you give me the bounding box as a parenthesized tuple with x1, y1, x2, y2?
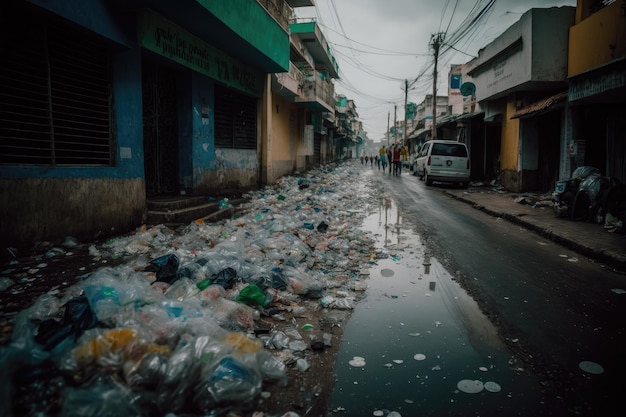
(0, 6, 112, 166)
(214, 84, 258, 150)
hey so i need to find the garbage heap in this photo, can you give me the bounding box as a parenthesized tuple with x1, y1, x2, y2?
(0, 163, 386, 417)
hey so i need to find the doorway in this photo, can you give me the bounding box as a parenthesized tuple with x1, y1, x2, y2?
(142, 61, 179, 196)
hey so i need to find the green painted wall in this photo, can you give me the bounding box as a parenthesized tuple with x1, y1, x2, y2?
(197, 0, 289, 71)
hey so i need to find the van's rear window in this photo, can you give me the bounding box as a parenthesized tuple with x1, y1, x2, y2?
(431, 143, 468, 157)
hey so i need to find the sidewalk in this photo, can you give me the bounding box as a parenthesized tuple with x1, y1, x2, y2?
(442, 187, 626, 272)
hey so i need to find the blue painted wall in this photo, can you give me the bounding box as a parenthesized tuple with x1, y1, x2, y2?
(191, 73, 217, 187)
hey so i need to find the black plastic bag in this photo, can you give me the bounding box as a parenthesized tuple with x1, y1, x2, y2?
(144, 253, 180, 284)
(211, 267, 237, 289)
(270, 267, 288, 291)
(34, 295, 98, 351)
(317, 221, 329, 232)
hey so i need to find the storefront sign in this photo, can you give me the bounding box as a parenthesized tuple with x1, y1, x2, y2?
(569, 65, 626, 101)
(138, 10, 263, 96)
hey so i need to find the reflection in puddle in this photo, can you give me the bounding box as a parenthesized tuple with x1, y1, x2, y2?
(329, 196, 557, 416)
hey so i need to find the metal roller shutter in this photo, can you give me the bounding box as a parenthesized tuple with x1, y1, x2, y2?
(0, 6, 112, 166)
(214, 84, 257, 150)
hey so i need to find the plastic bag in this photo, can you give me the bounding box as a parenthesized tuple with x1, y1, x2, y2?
(256, 350, 287, 386)
(34, 295, 98, 351)
(194, 355, 262, 410)
(69, 328, 139, 370)
(211, 267, 237, 289)
(157, 339, 203, 412)
(144, 253, 180, 284)
(236, 284, 266, 307)
(61, 376, 143, 417)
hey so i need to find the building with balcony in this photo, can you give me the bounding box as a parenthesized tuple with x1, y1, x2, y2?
(0, 0, 291, 249)
(266, 9, 341, 182)
(334, 96, 361, 159)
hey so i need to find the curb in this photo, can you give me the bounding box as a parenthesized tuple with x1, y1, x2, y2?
(445, 192, 626, 273)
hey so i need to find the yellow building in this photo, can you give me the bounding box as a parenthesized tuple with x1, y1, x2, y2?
(566, 0, 626, 182)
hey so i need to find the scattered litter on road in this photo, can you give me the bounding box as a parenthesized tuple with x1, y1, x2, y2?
(484, 381, 502, 392)
(413, 353, 426, 361)
(349, 356, 367, 367)
(457, 379, 484, 394)
(579, 360, 604, 375)
(0, 163, 394, 416)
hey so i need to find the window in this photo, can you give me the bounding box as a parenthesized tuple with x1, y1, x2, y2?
(214, 84, 257, 150)
(432, 143, 468, 157)
(0, 6, 112, 166)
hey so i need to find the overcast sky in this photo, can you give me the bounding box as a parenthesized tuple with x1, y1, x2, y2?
(294, 0, 576, 141)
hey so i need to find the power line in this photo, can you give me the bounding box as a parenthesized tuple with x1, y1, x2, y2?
(330, 41, 430, 57)
(315, 21, 429, 56)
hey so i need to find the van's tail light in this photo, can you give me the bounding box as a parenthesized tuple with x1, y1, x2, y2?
(427, 156, 431, 166)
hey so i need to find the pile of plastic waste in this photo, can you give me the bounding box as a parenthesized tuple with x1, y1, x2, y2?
(0, 163, 384, 417)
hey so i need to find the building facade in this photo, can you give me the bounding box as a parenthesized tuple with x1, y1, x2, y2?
(465, 6, 575, 192)
(565, 0, 626, 183)
(267, 15, 339, 184)
(0, 0, 299, 248)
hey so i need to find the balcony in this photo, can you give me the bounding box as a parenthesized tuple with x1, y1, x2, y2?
(295, 74, 335, 112)
(285, 0, 315, 6)
(256, 0, 292, 32)
(272, 61, 305, 97)
(115, 0, 290, 72)
(290, 20, 340, 78)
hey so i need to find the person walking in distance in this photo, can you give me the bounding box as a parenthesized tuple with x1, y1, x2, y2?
(379, 146, 387, 172)
(392, 144, 401, 176)
(387, 146, 393, 174)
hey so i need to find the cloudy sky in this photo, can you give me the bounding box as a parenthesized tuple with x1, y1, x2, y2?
(293, 0, 576, 141)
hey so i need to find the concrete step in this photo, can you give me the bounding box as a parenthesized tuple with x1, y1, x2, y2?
(145, 197, 249, 226)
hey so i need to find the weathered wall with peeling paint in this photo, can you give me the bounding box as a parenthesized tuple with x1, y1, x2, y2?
(193, 149, 260, 196)
(0, 178, 145, 248)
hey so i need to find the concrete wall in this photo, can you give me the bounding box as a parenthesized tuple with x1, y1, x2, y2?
(0, 5, 146, 249)
(269, 95, 297, 182)
(468, 7, 574, 101)
(194, 149, 260, 196)
(531, 8, 575, 81)
(500, 98, 522, 192)
(519, 117, 539, 191)
(569, 1, 626, 77)
(0, 178, 145, 248)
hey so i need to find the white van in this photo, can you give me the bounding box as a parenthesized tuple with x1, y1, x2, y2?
(414, 140, 470, 188)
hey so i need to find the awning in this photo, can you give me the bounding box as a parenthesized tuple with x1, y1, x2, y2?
(455, 111, 484, 121)
(484, 113, 502, 123)
(512, 91, 567, 119)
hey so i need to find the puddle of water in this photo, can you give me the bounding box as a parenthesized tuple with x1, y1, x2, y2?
(329, 197, 564, 416)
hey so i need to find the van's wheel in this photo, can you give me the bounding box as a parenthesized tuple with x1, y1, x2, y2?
(425, 173, 433, 186)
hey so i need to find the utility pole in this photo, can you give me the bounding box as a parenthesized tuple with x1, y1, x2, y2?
(430, 32, 444, 140)
(387, 111, 390, 146)
(393, 104, 397, 144)
(403, 79, 408, 146)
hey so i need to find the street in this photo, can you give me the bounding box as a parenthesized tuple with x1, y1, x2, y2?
(1, 162, 625, 417)
(361, 167, 626, 416)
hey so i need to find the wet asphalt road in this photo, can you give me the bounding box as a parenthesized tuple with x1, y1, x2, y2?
(364, 167, 626, 417)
